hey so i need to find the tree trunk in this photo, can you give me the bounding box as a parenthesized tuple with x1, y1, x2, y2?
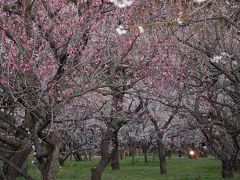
(132, 154, 135, 165)
(152, 152, 155, 161)
(38, 141, 60, 180)
(234, 156, 240, 171)
(3, 144, 31, 180)
(143, 147, 148, 163)
(4, 162, 17, 180)
(234, 160, 240, 171)
(111, 130, 120, 170)
(91, 128, 115, 180)
(157, 140, 167, 175)
(22, 158, 28, 175)
(84, 150, 88, 161)
(222, 160, 234, 178)
(91, 157, 110, 180)
(111, 150, 120, 170)
(131, 147, 136, 165)
(89, 151, 92, 161)
(151, 117, 168, 176)
(91, 167, 100, 180)
(40, 169, 49, 180)
(120, 150, 123, 160)
(5, 167, 18, 180)
(159, 153, 167, 175)
(0, 169, 5, 180)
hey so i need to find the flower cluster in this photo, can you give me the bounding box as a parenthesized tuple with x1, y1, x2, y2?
(109, 0, 133, 8)
(116, 25, 127, 35)
(193, 0, 206, 3)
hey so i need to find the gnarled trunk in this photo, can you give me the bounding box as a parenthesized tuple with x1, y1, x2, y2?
(91, 157, 110, 180)
(4, 162, 18, 180)
(151, 117, 168, 175)
(37, 142, 60, 180)
(222, 160, 234, 178)
(91, 128, 116, 180)
(3, 144, 31, 180)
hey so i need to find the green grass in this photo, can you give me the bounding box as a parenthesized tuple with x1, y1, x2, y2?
(17, 155, 240, 180)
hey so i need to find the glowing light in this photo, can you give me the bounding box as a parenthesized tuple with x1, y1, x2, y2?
(190, 150, 195, 156)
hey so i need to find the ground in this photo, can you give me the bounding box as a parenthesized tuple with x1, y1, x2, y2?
(16, 155, 240, 180)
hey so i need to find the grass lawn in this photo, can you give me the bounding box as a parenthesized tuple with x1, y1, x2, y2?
(16, 155, 240, 180)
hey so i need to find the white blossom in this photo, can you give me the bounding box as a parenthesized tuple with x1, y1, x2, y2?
(138, 26, 144, 33)
(116, 25, 127, 35)
(193, 0, 206, 3)
(232, 61, 238, 65)
(177, 19, 184, 26)
(221, 52, 232, 58)
(110, 0, 133, 8)
(210, 55, 222, 63)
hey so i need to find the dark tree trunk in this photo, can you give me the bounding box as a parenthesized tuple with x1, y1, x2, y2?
(157, 140, 167, 175)
(3, 144, 31, 180)
(91, 128, 115, 180)
(131, 147, 136, 165)
(37, 141, 60, 180)
(79, 152, 83, 161)
(143, 147, 148, 163)
(22, 159, 28, 175)
(152, 152, 155, 161)
(4, 161, 17, 180)
(39, 156, 59, 180)
(111, 130, 120, 170)
(111, 150, 120, 170)
(91, 167, 100, 180)
(73, 152, 79, 161)
(91, 157, 110, 180)
(234, 157, 240, 171)
(149, 108, 177, 176)
(39, 158, 59, 180)
(40, 168, 49, 180)
(144, 152, 148, 163)
(120, 150, 123, 160)
(89, 151, 92, 161)
(132, 154, 135, 165)
(0, 169, 5, 180)
(92, 89, 128, 179)
(59, 151, 71, 166)
(151, 118, 168, 175)
(84, 151, 88, 161)
(234, 162, 240, 171)
(159, 153, 167, 175)
(222, 160, 234, 178)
